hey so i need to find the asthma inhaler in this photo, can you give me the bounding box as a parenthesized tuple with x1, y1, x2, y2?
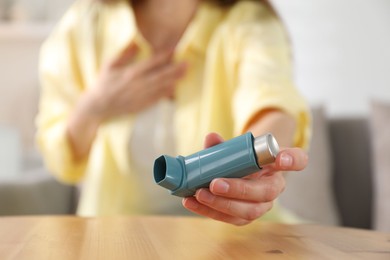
(153, 132, 279, 197)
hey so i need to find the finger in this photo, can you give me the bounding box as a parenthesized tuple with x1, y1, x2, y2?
(138, 62, 186, 100)
(134, 51, 173, 75)
(144, 62, 187, 88)
(203, 132, 225, 148)
(194, 189, 274, 221)
(182, 197, 252, 226)
(209, 172, 285, 202)
(274, 148, 308, 171)
(111, 42, 138, 67)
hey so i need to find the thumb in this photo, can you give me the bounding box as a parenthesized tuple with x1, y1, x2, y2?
(274, 148, 308, 171)
(111, 42, 138, 68)
(203, 132, 225, 148)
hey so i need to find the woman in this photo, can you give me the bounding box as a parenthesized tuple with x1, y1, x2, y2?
(36, 0, 310, 225)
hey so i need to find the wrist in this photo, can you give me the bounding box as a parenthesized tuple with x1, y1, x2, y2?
(68, 92, 105, 140)
(67, 93, 103, 161)
(78, 90, 107, 125)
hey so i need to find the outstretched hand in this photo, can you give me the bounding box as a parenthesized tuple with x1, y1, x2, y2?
(182, 132, 308, 226)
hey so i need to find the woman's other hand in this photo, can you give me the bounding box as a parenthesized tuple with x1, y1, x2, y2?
(67, 42, 186, 161)
(82, 42, 187, 122)
(182, 132, 308, 226)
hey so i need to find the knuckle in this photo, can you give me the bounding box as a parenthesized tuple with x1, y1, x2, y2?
(151, 68, 171, 82)
(264, 184, 279, 202)
(124, 70, 136, 81)
(237, 181, 249, 199)
(147, 73, 159, 84)
(245, 205, 263, 221)
(222, 199, 233, 212)
(263, 175, 284, 201)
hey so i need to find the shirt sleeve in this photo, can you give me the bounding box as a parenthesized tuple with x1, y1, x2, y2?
(231, 3, 311, 149)
(35, 2, 88, 184)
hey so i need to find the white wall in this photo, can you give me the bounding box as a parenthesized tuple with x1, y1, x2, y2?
(0, 0, 72, 178)
(0, 23, 50, 177)
(0, 0, 73, 22)
(272, 0, 390, 116)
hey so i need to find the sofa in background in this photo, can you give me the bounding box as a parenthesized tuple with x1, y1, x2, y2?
(280, 101, 389, 232)
(0, 167, 77, 215)
(279, 106, 373, 229)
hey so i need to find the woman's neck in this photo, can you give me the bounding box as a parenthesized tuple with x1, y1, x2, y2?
(133, 0, 199, 52)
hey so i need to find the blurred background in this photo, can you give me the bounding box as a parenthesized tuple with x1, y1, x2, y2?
(0, 0, 389, 231)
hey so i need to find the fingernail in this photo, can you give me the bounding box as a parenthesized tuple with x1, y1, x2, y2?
(183, 198, 198, 210)
(213, 180, 229, 194)
(280, 153, 293, 168)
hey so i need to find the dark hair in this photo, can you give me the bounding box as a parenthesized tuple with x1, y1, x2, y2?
(100, 0, 269, 7)
(207, 0, 268, 7)
(99, 0, 276, 17)
(207, 0, 276, 16)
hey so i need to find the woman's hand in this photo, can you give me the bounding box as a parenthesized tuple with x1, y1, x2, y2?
(67, 42, 186, 161)
(182, 132, 308, 226)
(82, 42, 187, 122)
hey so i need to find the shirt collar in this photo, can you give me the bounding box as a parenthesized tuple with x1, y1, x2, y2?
(104, 1, 225, 57)
(175, 2, 225, 56)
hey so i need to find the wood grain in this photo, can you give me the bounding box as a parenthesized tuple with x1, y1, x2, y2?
(0, 216, 389, 260)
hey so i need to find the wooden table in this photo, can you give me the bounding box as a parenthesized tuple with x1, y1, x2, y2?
(0, 216, 389, 260)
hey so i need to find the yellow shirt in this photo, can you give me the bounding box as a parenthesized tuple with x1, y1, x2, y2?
(36, 0, 311, 218)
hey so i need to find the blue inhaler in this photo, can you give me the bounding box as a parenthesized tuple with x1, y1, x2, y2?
(153, 132, 279, 197)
